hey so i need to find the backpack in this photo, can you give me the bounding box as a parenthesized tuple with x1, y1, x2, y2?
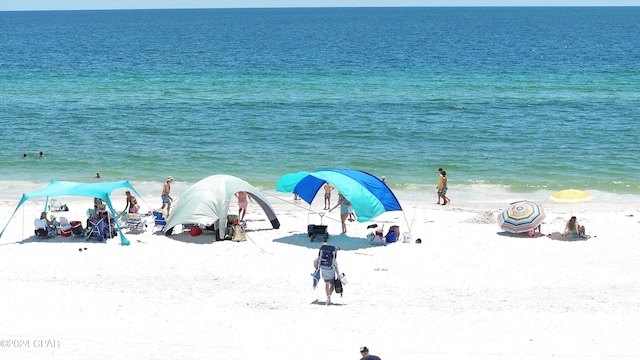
(318, 244, 337, 269)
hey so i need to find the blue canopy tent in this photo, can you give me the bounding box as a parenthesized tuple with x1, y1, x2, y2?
(0, 180, 144, 245)
(276, 169, 403, 222)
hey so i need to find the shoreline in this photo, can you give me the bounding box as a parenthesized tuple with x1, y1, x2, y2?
(1, 179, 639, 214)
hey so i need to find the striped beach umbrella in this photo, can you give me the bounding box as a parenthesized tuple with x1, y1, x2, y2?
(497, 200, 546, 234)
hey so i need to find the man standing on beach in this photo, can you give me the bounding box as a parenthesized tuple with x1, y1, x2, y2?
(161, 176, 174, 217)
(323, 182, 334, 210)
(436, 168, 444, 204)
(439, 170, 449, 206)
(314, 243, 340, 305)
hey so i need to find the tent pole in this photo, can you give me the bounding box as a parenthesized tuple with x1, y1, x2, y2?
(408, 205, 417, 232)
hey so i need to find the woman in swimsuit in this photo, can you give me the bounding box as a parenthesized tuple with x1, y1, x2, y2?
(235, 191, 252, 221)
(124, 190, 140, 213)
(329, 193, 350, 234)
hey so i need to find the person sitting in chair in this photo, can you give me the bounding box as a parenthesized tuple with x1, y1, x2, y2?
(94, 197, 106, 214)
(34, 211, 55, 236)
(562, 216, 586, 237)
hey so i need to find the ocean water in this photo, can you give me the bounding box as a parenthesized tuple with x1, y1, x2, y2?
(1, 7, 639, 204)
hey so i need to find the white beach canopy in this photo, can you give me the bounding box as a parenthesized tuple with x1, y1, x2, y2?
(164, 174, 280, 239)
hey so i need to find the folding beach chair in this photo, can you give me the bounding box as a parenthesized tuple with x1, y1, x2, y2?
(126, 213, 145, 232)
(153, 211, 167, 232)
(59, 217, 71, 231)
(34, 218, 55, 238)
(87, 217, 105, 241)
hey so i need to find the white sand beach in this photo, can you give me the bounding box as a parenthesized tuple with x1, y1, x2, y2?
(0, 192, 639, 360)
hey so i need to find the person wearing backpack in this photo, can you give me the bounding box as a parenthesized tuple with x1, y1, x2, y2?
(359, 346, 382, 360)
(313, 243, 340, 305)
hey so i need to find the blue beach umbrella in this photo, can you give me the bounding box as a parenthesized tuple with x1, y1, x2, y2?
(276, 169, 402, 222)
(497, 200, 545, 234)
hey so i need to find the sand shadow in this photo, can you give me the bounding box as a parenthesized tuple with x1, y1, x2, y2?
(546, 231, 591, 241)
(273, 232, 375, 251)
(496, 231, 545, 239)
(19, 235, 109, 244)
(167, 232, 217, 244)
(165, 226, 274, 245)
(311, 299, 346, 306)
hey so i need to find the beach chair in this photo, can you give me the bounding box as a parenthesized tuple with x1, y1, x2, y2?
(34, 218, 55, 238)
(87, 217, 105, 241)
(126, 213, 145, 232)
(118, 211, 129, 227)
(48, 198, 65, 212)
(59, 217, 71, 231)
(153, 211, 167, 232)
(57, 216, 73, 237)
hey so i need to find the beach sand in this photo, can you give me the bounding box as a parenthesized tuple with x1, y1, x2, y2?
(0, 194, 639, 359)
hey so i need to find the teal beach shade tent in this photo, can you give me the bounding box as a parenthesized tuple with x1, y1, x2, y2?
(0, 180, 144, 245)
(276, 169, 402, 222)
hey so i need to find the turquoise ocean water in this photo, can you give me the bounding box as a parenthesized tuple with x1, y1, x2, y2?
(1, 7, 639, 205)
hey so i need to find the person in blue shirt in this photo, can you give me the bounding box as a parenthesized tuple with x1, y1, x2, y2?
(359, 346, 381, 360)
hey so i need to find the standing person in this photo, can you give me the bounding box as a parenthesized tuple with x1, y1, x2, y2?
(436, 168, 444, 204)
(161, 176, 174, 217)
(235, 191, 252, 221)
(329, 193, 349, 234)
(439, 170, 450, 205)
(359, 346, 382, 360)
(323, 182, 334, 210)
(313, 243, 340, 305)
(123, 190, 140, 214)
(381, 176, 386, 184)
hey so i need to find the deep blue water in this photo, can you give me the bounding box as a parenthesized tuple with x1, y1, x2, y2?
(1, 7, 639, 200)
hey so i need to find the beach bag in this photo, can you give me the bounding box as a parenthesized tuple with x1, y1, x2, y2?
(371, 235, 385, 246)
(231, 225, 246, 241)
(35, 228, 49, 237)
(334, 276, 343, 297)
(60, 228, 72, 237)
(319, 244, 337, 269)
(385, 231, 397, 243)
(190, 226, 203, 236)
